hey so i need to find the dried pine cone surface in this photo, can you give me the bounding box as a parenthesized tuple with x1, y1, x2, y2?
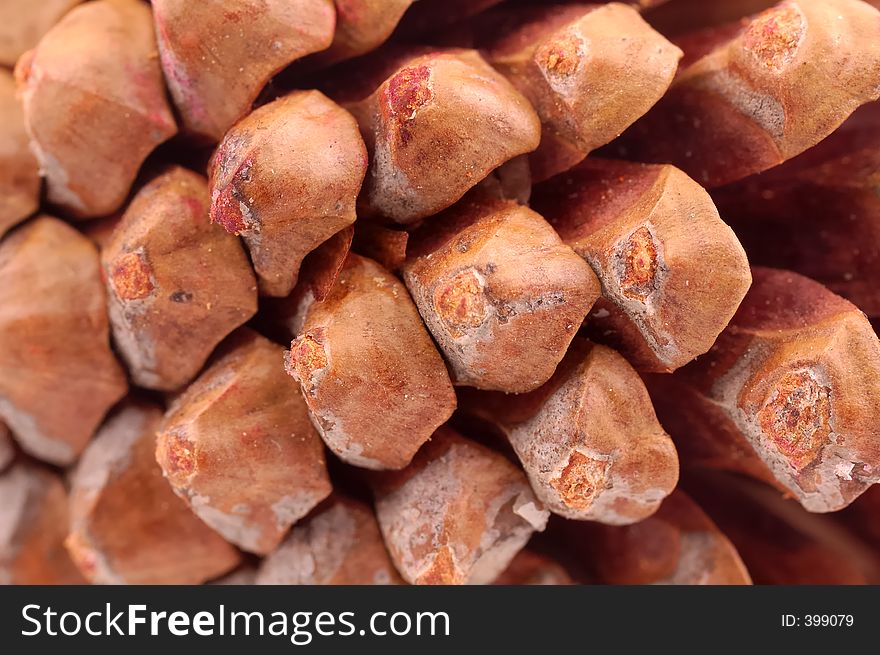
(2, 0, 880, 587)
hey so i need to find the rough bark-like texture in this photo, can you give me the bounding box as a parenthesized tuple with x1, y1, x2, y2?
(0, 464, 85, 584)
(256, 496, 403, 585)
(461, 339, 678, 524)
(103, 166, 257, 391)
(566, 490, 752, 584)
(688, 472, 880, 584)
(647, 268, 880, 512)
(480, 3, 682, 181)
(0, 0, 80, 67)
(0, 70, 39, 239)
(308, 0, 413, 68)
(492, 550, 573, 585)
(347, 49, 541, 223)
(210, 91, 367, 297)
(403, 195, 599, 392)
(0, 217, 127, 466)
(712, 102, 880, 318)
(157, 331, 332, 556)
(613, 0, 880, 188)
(532, 159, 752, 372)
(373, 428, 550, 585)
(285, 254, 456, 470)
(152, 0, 335, 142)
(67, 402, 241, 584)
(15, 0, 177, 218)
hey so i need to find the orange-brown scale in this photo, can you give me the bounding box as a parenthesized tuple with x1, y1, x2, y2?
(741, 4, 805, 71)
(549, 451, 609, 512)
(433, 269, 488, 334)
(536, 32, 582, 78)
(110, 251, 154, 301)
(211, 187, 248, 235)
(384, 64, 432, 147)
(157, 431, 197, 486)
(417, 546, 461, 585)
(618, 226, 659, 302)
(756, 368, 832, 471)
(210, 157, 257, 236)
(285, 333, 328, 393)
